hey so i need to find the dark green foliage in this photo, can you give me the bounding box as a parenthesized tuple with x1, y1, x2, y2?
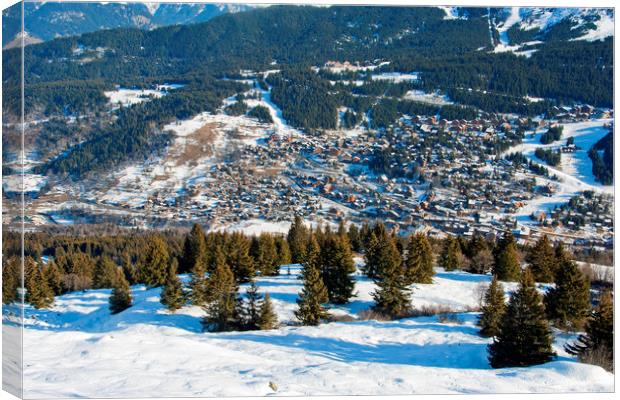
(363, 223, 394, 279)
(370, 232, 411, 318)
(347, 224, 363, 252)
(25, 257, 54, 309)
(287, 215, 309, 264)
(320, 233, 356, 304)
(588, 131, 613, 185)
(544, 258, 590, 330)
(526, 236, 557, 283)
(42, 261, 64, 296)
(465, 233, 493, 274)
(274, 236, 292, 266)
(190, 258, 208, 306)
(226, 232, 255, 283)
(202, 250, 242, 332)
(247, 105, 273, 123)
(251, 233, 280, 276)
(492, 232, 521, 282)
(478, 275, 505, 337)
(488, 268, 555, 368)
(440, 236, 463, 271)
(540, 126, 563, 144)
(258, 293, 279, 330)
(243, 280, 262, 330)
(2, 256, 20, 304)
(404, 233, 434, 284)
(160, 259, 185, 312)
(565, 290, 613, 372)
(109, 269, 132, 314)
(224, 99, 248, 116)
(295, 236, 329, 326)
(93, 256, 119, 289)
(180, 224, 207, 274)
(534, 148, 561, 166)
(139, 235, 170, 287)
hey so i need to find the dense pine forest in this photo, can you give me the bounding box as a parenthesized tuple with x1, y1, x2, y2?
(2, 216, 613, 371)
(2, 6, 613, 178)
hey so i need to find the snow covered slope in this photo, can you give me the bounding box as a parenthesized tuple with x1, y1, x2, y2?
(6, 265, 613, 398)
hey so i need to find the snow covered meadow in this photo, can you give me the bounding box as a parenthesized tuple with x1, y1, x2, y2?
(5, 264, 613, 398)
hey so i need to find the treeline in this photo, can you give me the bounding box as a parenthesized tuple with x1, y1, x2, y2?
(39, 77, 246, 178)
(534, 148, 562, 166)
(369, 98, 477, 129)
(540, 125, 563, 144)
(588, 131, 613, 185)
(267, 68, 338, 130)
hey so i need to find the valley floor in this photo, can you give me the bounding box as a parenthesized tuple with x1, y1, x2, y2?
(3, 264, 614, 397)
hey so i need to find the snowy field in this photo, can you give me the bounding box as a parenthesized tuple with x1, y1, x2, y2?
(6, 265, 613, 398)
(502, 119, 613, 224)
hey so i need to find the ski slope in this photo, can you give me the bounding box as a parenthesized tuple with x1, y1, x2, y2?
(4, 265, 613, 398)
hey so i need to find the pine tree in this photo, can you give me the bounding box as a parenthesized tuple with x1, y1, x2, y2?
(244, 280, 262, 330)
(565, 290, 613, 371)
(190, 258, 208, 306)
(493, 232, 521, 281)
(160, 259, 185, 312)
(527, 236, 556, 283)
(122, 254, 138, 285)
(544, 258, 590, 330)
(2, 256, 20, 304)
(227, 232, 255, 283)
(371, 234, 411, 318)
(25, 257, 54, 309)
(363, 223, 397, 279)
(253, 233, 279, 276)
(287, 215, 309, 263)
(478, 275, 506, 337)
(295, 235, 329, 326)
(274, 236, 292, 266)
(404, 233, 434, 284)
(488, 268, 555, 368)
(440, 236, 463, 271)
(321, 233, 356, 304)
(466, 233, 493, 274)
(202, 250, 241, 332)
(348, 224, 363, 253)
(93, 256, 119, 289)
(258, 293, 279, 330)
(109, 269, 132, 314)
(42, 260, 63, 296)
(180, 224, 207, 273)
(139, 235, 169, 287)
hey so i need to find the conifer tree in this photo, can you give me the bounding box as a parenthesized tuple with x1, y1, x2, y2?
(227, 231, 255, 283)
(488, 268, 555, 368)
(347, 224, 363, 252)
(258, 293, 279, 330)
(2, 256, 20, 304)
(565, 290, 613, 371)
(160, 259, 185, 312)
(493, 232, 521, 281)
(404, 233, 434, 284)
(122, 254, 138, 285)
(287, 215, 309, 263)
(337, 220, 347, 238)
(202, 250, 241, 332)
(320, 234, 356, 304)
(478, 275, 506, 337)
(139, 235, 169, 287)
(371, 234, 411, 318)
(363, 223, 395, 279)
(253, 233, 279, 276)
(295, 236, 329, 326)
(109, 269, 132, 314)
(527, 235, 556, 283)
(190, 258, 208, 306)
(244, 280, 262, 330)
(544, 258, 590, 330)
(93, 256, 119, 289)
(274, 236, 292, 266)
(42, 260, 63, 296)
(180, 224, 207, 273)
(440, 236, 463, 271)
(25, 257, 54, 309)
(466, 233, 493, 274)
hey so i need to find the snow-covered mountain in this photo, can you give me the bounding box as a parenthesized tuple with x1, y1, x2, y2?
(2, 2, 255, 47)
